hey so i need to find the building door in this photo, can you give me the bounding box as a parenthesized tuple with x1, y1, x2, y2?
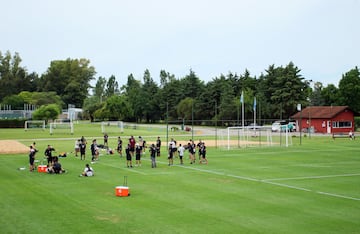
(327, 121, 331, 134)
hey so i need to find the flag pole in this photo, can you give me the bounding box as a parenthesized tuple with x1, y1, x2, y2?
(241, 91, 244, 145)
(253, 96, 256, 135)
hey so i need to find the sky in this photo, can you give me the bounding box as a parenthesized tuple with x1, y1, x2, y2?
(1, 0, 359, 88)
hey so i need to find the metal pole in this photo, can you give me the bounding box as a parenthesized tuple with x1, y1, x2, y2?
(215, 101, 218, 149)
(309, 107, 311, 139)
(166, 102, 169, 149)
(237, 99, 240, 147)
(191, 101, 194, 141)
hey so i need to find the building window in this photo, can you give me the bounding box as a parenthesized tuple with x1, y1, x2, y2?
(332, 121, 352, 128)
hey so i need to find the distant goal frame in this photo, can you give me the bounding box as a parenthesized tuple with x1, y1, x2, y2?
(224, 126, 292, 150)
(49, 122, 74, 135)
(101, 121, 124, 134)
(24, 120, 46, 131)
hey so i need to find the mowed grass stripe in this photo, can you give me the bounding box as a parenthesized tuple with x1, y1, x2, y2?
(1, 126, 360, 234)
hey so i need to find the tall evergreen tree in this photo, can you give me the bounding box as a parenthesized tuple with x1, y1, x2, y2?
(338, 66, 360, 112)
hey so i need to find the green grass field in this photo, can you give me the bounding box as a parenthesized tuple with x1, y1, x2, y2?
(0, 124, 359, 234)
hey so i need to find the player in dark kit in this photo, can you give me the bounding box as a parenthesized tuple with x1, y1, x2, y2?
(29, 145, 38, 172)
(199, 142, 208, 164)
(79, 140, 86, 160)
(44, 145, 55, 166)
(103, 133, 109, 148)
(149, 144, 157, 168)
(168, 145, 174, 166)
(125, 144, 133, 168)
(156, 136, 161, 157)
(135, 143, 142, 167)
(117, 136, 123, 157)
(187, 142, 195, 164)
(90, 139, 97, 162)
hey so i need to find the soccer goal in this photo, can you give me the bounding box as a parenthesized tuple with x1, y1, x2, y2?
(49, 122, 74, 135)
(220, 126, 292, 150)
(24, 120, 46, 131)
(101, 121, 124, 134)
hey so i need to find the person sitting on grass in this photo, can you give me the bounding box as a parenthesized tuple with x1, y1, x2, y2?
(80, 164, 94, 177)
(52, 156, 65, 174)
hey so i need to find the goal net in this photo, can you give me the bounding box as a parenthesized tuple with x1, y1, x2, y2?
(219, 126, 292, 150)
(24, 120, 45, 131)
(49, 122, 74, 135)
(101, 121, 124, 134)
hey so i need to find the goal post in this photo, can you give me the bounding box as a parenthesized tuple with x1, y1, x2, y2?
(49, 122, 74, 135)
(101, 121, 124, 134)
(221, 126, 292, 150)
(24, 120, 46, 131)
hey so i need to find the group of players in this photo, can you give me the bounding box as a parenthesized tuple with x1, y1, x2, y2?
(116, 136, 208, 168)
(29, 134, 208, 173)
(28, 143, 66, 173)
(168, 138, 208, 166)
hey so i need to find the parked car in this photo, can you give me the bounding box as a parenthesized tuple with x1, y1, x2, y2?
(271, 120, 296, 132)
(288, 121, 297, 132)
(248, 123, 262, 130)
(280, 123, 294, 132)
(271, 120, 286, 132)
(271, 122, 281, 132)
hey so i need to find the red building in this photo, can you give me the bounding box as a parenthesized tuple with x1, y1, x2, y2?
(290, 106, 355, 134)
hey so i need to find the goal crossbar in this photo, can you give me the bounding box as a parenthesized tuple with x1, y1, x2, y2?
(225, 126, 292, 150)
(49, 122, 74, 135)
(101, 121, 124, 134)
(24, 120, 46, 131)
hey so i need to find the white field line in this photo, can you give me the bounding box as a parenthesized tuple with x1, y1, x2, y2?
(167, 163, 360, 201)
(99, 162, 148, 175)
(261, 181, 312, 192)
(262, 173, 360, 182)
(99, 159, 360, 201)
(316, 191, 360, 201)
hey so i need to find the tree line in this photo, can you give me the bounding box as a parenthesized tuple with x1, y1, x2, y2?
(1, 50, 359, 124)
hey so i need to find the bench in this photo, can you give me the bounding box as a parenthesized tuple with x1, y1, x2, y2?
(332, 133, 355, 140)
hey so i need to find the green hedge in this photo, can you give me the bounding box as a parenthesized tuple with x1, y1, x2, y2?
(0, 119, 25, 128)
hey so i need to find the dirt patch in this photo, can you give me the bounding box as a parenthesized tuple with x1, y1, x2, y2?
(0, 140, 29, 154)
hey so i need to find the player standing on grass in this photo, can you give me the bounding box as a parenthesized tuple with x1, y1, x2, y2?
(191, 140, 196, 163)
(135, 143, 142, 167)
(125, 144, 133, 168)
(117, 136, 123, 157)
(91, 139, 98, 162)
(103, 133, 109, 148)
(187, 142, 195, 164)
(168, 143, 174, 166)
(199, 142, 208, 164)
(178, 143, 185, 165)
(197, 140, 202, 160)
(29, 145, 38, 172)
(44, 145, 55, 166)
(156, 136, 161, 157)
(129, 136, 136, 158)
(79, 139, 86, 160)
(170, 138, 178, 158)
(149, 143, 157, 168)
(74, 139, 80, 157)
